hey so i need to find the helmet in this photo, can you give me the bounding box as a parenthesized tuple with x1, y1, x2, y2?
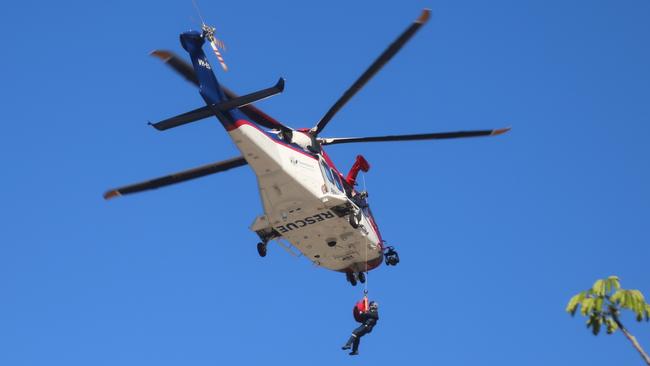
(369, 301, 379, 310)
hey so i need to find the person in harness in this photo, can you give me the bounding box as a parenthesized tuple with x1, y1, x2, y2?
(341, 298, 379, 355)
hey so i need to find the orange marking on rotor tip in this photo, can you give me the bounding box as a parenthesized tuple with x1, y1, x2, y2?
(417, 9, 431, 24)
(491, 127, 512, 136)
(103, 190, 121, 200)
(150, 50, 172, 61)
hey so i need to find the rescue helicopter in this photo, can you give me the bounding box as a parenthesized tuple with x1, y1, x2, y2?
(104, 8, 510, 286)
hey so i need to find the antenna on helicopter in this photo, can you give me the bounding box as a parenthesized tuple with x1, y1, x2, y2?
(191, 0, 229, 71)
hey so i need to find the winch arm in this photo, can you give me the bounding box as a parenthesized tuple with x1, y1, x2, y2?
(346, 155, 371, 187)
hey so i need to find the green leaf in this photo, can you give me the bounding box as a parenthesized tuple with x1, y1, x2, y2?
(632, 290, 640, 303)
(593, 279, 606, 296)
(619, 290, 642, 312)
(605, 317, 618, 334)
(630, 289, 644, 302)
(611, 319, 619, 332)
(632, 290, 646, 319)
(623, 291, 636, 309)
(581, 298, 595, 316)
(620, 290, 631, 308)
(610, 289, 650, 321)
(611, 290, 623, 305)
(607, 276, 621, 291)
(566, 291, 587, 315)
(625, 290, 632, 308)
(595, 297, 604, 313)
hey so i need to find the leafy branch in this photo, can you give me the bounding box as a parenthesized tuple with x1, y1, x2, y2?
(566, 276, 650, 365)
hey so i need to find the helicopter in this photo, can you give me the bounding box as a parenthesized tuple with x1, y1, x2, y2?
(104, 8, 509, 286)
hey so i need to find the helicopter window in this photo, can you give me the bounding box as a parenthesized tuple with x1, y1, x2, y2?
(321, 161, 335, 186)
(331, 169, 344, 192)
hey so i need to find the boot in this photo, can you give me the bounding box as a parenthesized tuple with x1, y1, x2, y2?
(341, 335, 355, 350)
(349, 351, 359, 356)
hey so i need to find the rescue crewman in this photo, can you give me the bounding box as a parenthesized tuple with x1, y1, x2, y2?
(341, 301, 379, 355)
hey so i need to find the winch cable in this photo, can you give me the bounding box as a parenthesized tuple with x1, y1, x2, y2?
(362, 172, 369, 299)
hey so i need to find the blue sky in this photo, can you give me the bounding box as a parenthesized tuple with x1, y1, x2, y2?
(1, 0, 649, 365)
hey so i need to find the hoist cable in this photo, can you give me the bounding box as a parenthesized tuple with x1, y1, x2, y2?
(362, 172, 369, 296)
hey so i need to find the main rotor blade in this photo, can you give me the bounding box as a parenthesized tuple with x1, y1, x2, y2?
(151, 50, 199, 86)
(319, 127, 511, 146)
(150, 50, 290, 131)
(103, 156, 248, 200)
(310, 9, 431, 136)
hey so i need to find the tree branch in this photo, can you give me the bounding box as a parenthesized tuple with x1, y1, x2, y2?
(611, 311, 650, 365)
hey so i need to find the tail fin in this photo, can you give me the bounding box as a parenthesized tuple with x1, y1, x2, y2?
(179, 31, 226, 106)
(176, 30, 286, 132)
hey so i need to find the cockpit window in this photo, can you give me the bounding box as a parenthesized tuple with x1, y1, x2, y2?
(321, 161, 335, 185)
(331, 169, 344, 192)
(320, 160, 345, 195)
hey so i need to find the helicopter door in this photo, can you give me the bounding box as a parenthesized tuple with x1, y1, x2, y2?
(320, 159, 345, 196)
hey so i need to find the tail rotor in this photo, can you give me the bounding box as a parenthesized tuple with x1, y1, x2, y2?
(202, 24, 229, 72)
(191, 0, 229, 72)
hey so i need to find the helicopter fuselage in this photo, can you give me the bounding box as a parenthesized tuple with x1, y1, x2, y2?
(227, 119, 384, 273)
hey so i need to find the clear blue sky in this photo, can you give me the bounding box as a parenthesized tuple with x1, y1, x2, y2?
(1, 0, 649, 365)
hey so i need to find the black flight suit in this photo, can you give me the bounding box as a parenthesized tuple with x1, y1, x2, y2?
(342, 308, 379, 355)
